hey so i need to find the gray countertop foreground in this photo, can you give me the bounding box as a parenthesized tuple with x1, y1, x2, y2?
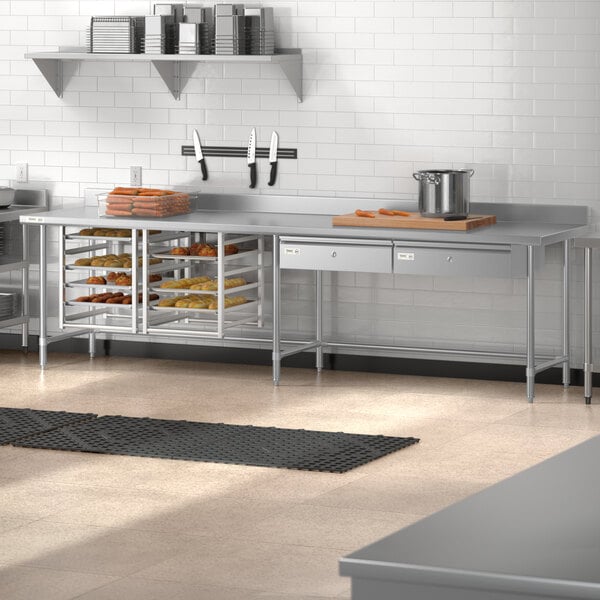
(20, 203, 590, 247)
(340, 435, 600, 599)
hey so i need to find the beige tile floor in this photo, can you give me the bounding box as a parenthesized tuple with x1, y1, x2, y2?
(0, 348, 598, 599)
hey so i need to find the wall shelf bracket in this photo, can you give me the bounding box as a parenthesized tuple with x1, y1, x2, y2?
(151, 60, 183, 100)
(32, 58, 63, 98)
(279, 58, 302, 102)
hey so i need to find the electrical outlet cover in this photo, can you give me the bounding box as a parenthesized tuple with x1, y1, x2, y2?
(130, 166, 142, 187)
(16, 164, 28, 183)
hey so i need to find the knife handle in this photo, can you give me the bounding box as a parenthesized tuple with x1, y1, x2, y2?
(199, 158, 208, 181)
(268, 161, 277, 186)
(249, 162, 257, 189)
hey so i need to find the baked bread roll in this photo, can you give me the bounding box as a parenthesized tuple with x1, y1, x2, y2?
(74, 257, 92, 266)
(86, 276, 106, 285)
(208, 296, 247, 310)
(196, 277, 246, 291)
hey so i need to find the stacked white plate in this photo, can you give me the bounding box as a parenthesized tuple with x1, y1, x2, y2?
(0, 293, 21, 321)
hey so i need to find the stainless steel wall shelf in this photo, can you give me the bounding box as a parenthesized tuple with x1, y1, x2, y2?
(25, 50, 303, 101)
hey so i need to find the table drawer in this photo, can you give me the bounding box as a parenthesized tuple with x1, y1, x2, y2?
(393, 243, 525, 278)
(280, 239, 392, 273)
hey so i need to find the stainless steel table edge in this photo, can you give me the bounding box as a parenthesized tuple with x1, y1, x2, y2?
(339, 559, 600, 600)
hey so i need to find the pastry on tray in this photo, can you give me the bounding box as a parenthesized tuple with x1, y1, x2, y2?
(86, 276, 106, 285)
(192, 277, 247, 291)
(208, 296, 247, 310)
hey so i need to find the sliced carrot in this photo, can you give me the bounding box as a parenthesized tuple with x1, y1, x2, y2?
(378, 208, 411, 216)
(355, 209, 376, 218)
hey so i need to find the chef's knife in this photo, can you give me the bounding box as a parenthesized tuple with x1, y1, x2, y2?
(267, 130, 279, 186)
(247, 127, 257, 189)
(193, 129, 208, 181)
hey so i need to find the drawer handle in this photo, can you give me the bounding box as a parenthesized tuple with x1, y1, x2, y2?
(446, 256, 453, 262)
(331, 250, 337, 258)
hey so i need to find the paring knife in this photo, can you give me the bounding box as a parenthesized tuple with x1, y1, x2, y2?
(193, 129, 208, 181)
(247, 127, 257, 189)
(267, 130, 279, 186)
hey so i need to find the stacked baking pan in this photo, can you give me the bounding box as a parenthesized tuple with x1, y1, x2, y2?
(215, 4, 246, 55)
(0, 221, 20, 259)
(144, 15, 174, 54)
(153, 3, 184, 22)
(179, 5, 213, 54)
(87, 16, 144, 53)
(0, 293, 21, 321)
(245, 8, 275, 55)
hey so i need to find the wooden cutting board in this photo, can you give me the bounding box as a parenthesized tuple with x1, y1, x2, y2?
(332, 212, 496, 231)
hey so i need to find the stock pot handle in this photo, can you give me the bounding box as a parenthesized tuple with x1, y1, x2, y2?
(413, 172, 440, 185)
(466, 169, 475, 177)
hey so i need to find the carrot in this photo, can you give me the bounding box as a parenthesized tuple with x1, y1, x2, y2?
(378, 208, 411, 216)
(355, 209, 375, 218)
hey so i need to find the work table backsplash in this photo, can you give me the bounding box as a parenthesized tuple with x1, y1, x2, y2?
(0, 0, 599, 362)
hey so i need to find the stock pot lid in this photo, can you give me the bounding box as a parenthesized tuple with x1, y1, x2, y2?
(416, 169, 470, 174)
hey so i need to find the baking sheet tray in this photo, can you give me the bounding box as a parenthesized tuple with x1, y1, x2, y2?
(152, 282, 258, 295)
(151, 248, 256, 262)
(153, 300, 257, 315)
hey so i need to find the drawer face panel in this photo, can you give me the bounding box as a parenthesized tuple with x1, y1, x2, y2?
(393, 244, 523, 278)
(280, 242, 392, 273)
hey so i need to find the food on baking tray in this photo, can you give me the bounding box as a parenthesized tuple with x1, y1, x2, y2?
(77, 228, 162, 237)
(159, 276, 211, 289)
(104, 187, 191, 218)
(104, 273, 162, 287)
(190, 277, 247, 291)
(72, 292, 159, 305)
(71, 254, 163, 269)
(86, 276, 106, 285)
(167, 243, 239, 257)
(208, 296, 247, 310)
(157, 294, 248, 310)
(74, 257, 93, 266)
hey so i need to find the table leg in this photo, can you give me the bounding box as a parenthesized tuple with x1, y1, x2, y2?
(21, 224, 29, 352)
(563, 240, 570, 387)
(526, 245, 535, 403)
(316, 270, 323, 371)
(584, 247, 593, 404)
(39, 225, 47, 369)
(88, 332, 96, 358)
(272, 234, 280, 385)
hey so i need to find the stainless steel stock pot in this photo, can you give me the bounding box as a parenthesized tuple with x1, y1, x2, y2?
(413, 169, 474, 218)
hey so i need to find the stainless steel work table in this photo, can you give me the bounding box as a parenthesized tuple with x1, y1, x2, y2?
(574, 235, 600, 404)
(340, 434, 600, 600)
(21, 195, 589, 402)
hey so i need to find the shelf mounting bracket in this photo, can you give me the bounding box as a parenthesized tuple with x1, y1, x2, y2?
(278, 59, 302, 103)
(32, 58, 63, 98)
(152, 60, 183, 100)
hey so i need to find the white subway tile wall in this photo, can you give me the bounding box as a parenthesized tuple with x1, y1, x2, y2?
(1, 1, 599, 366)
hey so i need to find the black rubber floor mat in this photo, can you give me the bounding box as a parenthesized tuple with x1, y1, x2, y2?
(0, 407, 97, 445)
(13, 415, 419, 473)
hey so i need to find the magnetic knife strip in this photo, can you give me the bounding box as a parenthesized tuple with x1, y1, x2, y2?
(181, 145, 297, 159)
